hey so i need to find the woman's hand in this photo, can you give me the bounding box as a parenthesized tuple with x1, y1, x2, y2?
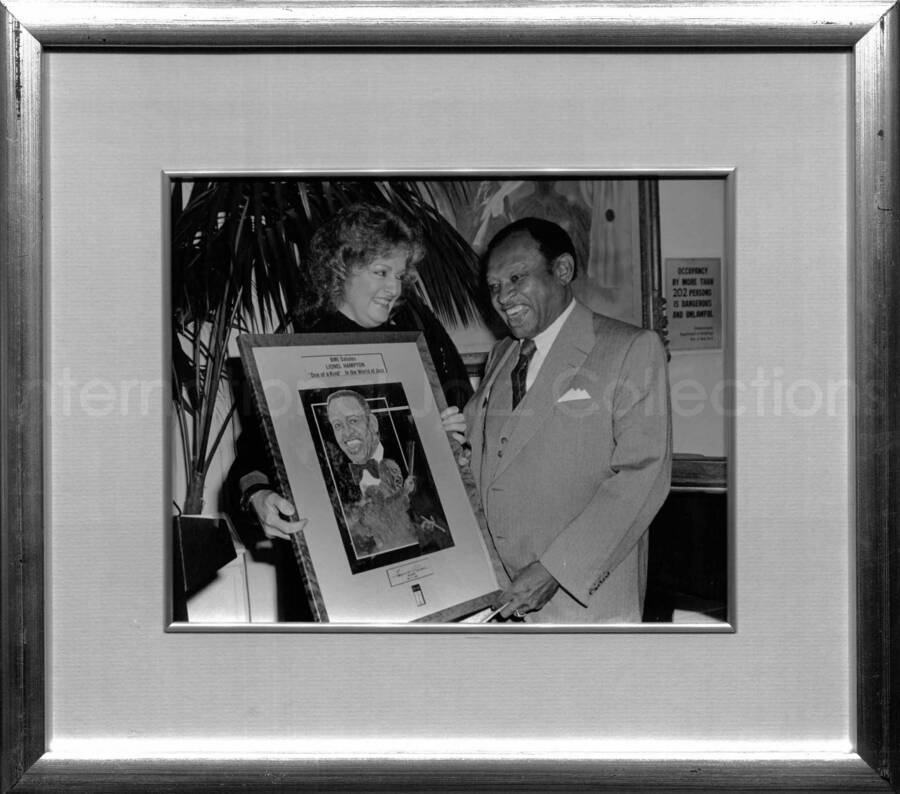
(440, 406, 467, 445)
(249, 490, 308, 541)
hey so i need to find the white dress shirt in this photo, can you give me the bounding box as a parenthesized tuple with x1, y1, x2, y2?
(524, 298, 576, 391)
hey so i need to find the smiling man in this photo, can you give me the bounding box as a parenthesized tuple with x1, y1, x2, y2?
(325, 389, 452, 560)
(464, 217, 672, 623)
(325, 390, 419, 556)
(326, 390, 383, 466)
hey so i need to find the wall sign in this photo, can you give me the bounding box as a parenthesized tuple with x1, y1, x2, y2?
(665, 257, 722, 351)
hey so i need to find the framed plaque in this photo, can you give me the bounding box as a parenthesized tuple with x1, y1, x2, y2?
(235, 332, 501, 623)
(2, 2, 899, 792)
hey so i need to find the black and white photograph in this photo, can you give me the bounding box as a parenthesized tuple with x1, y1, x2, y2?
(170, 176, 728, 625)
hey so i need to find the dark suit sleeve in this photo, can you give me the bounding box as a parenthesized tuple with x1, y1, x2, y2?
(540, 329, 672, 605)
(224, 358, 276, 515)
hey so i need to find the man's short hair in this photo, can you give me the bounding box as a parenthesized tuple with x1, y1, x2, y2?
(325, 389, 370, 416)
(483, 217, 578, 277)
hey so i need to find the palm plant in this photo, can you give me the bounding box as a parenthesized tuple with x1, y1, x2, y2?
(171, 177, 489, 516)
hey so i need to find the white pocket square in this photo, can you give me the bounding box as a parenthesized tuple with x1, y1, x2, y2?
(557, 388, 591, 402)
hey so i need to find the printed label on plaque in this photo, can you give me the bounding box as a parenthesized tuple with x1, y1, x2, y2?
(387, 560, 435, 587)
(304, 352, 388, 380)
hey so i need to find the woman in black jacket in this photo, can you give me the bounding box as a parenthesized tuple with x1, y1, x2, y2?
(227, 203, 472, 617)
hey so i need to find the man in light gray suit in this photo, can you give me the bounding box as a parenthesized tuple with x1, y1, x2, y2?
(464, 218, 672, 623)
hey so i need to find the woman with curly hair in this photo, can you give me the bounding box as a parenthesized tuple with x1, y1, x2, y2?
(227, 203, 472, 618)
(300, 203, 423, 325)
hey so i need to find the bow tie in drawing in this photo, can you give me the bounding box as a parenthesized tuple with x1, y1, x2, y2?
(351, 459, 380, 480)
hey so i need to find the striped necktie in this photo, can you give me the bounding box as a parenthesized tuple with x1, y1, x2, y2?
(511, 338, 536, 408)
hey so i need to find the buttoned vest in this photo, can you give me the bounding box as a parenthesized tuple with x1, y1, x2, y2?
(480, 351, 520, 497)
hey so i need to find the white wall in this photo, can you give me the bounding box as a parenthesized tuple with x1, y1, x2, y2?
(659, 179, 727, 457)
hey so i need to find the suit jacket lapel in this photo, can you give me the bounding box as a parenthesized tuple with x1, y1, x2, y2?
(469, 338, 517, 488)
(490, 302, 596, 483)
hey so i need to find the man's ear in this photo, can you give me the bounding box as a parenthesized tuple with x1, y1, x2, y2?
(368, 413, 379, 435)
(552, 253, 575, 286)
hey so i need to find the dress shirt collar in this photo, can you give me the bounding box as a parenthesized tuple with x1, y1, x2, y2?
(530, 298, 576, 357)
(522, 298, 576, 392)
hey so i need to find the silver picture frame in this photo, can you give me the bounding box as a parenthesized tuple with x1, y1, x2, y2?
(2, 2, 898, 790)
